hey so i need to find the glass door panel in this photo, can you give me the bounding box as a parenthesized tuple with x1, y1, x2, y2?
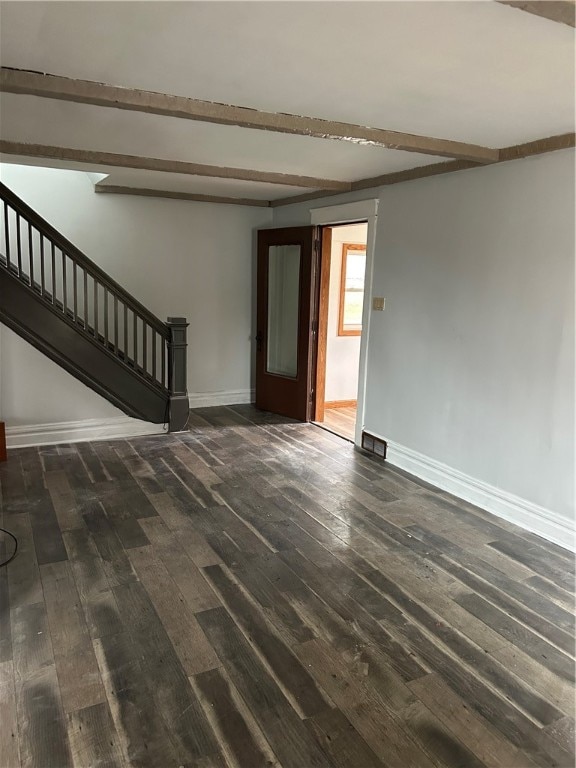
(266, 244, 301, 378)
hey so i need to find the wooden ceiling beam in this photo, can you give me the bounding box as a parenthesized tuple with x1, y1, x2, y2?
(94, 185, 270, 207)
(270, 133, 575, 206)
(0, 68, 499, 164)
(497, 1, 575, 27)
(0, 141, 349, 190)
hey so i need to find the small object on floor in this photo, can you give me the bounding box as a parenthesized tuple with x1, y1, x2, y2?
(0, 527, 18, 568)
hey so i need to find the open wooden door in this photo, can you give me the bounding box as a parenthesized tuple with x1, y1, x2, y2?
(255, 226, 319, 421)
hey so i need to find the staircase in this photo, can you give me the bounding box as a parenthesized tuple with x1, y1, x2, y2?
(0, 182, 189, 431)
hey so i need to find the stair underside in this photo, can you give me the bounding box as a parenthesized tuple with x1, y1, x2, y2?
(0, 264, 169, 424)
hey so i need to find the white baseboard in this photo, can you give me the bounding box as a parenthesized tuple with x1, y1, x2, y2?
(6, 416, 166, 448)
(380, 437, 575, 552)
(188, 388, 254, 408)
(5, 389, 255, 449)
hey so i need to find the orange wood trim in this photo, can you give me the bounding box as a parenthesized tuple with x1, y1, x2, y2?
(325, 400, 357, 409)
(0, 421, 6, 462)
(338, 243, 366, 337)
(314, 227, 332, 422)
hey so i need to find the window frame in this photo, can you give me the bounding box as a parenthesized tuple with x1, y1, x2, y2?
(338, 242, 366, 337)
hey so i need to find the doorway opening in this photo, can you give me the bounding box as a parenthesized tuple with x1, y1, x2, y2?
(313, 221, 368, 442)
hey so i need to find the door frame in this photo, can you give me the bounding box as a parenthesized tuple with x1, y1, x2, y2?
(310, 199, 379, 446)
(313, 226, 332, 423)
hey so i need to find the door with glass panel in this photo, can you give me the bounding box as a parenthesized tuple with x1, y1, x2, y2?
(255, 226, 318, 421)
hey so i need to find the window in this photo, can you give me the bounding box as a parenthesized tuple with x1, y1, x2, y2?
(338, 243, 366, 336)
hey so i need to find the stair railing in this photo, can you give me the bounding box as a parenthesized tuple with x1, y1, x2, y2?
(0, 182, 188, 430)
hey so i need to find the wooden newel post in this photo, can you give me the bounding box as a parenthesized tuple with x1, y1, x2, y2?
(166, 317, 189, 432)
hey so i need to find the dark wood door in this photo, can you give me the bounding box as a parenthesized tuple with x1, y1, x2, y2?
(255, 226, 319, 421)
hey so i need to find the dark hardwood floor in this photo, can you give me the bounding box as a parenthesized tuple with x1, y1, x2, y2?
(0, 404, 574, 768)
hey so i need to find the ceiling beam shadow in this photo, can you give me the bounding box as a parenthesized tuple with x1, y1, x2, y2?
(497, 1, 575, 27)
(0, 141, 350, 190)
(0, 68, 498, 164)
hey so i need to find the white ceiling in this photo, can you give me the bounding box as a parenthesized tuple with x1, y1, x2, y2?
(0, 1, 574, 203)
(0, 93, 444, 181)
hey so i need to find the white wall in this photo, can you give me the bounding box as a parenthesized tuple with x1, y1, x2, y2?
(1, 326, 123, 427)
(369, 151, 574, 522)
(274, 150, 575, 540)
(325, 223, 366, 402)
(0, 164, 272, 429)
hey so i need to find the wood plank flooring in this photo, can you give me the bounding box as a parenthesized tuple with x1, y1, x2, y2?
(316, 405, 356, 442)
(0, 404, 574, 768)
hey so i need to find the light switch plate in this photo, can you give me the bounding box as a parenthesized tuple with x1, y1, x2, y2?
(372, 297, 385, 311)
